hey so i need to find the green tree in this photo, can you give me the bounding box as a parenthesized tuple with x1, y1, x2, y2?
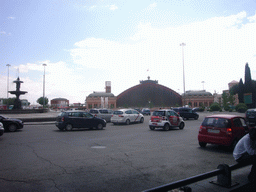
(222, 92, 229, 107)
(37, 97, 49, 106)
(210, 102, 221, 111)
(238, 78, 244, 103)
(2, 97, 16, 105)
(228, 94, 236, 107)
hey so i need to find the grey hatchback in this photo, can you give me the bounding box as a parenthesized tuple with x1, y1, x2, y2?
(55, 111, 106, 131)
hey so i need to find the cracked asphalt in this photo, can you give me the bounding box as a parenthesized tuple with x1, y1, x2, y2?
(0, 112, 249, 192)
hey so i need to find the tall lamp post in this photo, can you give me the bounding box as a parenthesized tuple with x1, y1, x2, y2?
(6, 64, 11, 109)
(180, 43, 186, 106)
(42, 64, 47, 108)
(201, 81, 205, 90)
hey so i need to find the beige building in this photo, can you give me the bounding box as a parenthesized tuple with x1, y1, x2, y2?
(86, 81, 117, 109)
(182, 90, 214, 108)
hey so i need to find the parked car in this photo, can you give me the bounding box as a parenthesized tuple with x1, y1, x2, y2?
(134, 108, 142, 113)
(245, 108, 256, 125)
(55, 111, 106, 131)
(0, 115, 24, 132)
(198, 114, 250, 149)
(0, 122, 4, 136)
(173, 107, 199, 120)
(141, 108, 151, 116)
(111, 109, 144, 125)
(89, 108, 113, 122)
(149, 109, 185, 131)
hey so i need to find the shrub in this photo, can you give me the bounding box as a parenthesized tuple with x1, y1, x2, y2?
(235, 103, 248, 113)
(224, 105, 230, 111)
(210, 103, 221, 111)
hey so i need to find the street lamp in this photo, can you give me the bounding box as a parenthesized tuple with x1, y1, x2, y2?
(180, 43, 186, 106)
(42, 64, 47, 108)
(6, 64, 11, 109)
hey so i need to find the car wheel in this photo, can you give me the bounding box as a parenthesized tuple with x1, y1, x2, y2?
(65, 124, 73, 131)
(8, 124, 17, 132)
(140, 117, 144, 123)
(199, 142, 207, 147)
(179, 122, 185, 129)
(125, 119, 130, 125)
(97, 123, 103, 130)
(163, 124, 170, 131)
(194, 116, 199, 120)
(149, 126, 155, 130)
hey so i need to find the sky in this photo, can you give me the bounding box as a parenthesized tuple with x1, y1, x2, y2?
(1, 0, 256, 105)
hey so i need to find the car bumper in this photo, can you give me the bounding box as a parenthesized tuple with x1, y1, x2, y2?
(55, 121, 65, 128)
(149, 121, 165, 128)
(198, 134, 232, 146)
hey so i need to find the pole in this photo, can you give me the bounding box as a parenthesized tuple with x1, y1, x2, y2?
(6, 64, 11, 109)
(42, 64, 47, 108)
(180, 43, 186, 106)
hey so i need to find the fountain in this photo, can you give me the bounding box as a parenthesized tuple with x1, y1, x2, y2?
(9, 77, 27, 110)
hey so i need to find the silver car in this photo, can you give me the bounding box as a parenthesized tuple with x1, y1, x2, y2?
(111, 109, 144, 125)
(89, 109, 113, 122)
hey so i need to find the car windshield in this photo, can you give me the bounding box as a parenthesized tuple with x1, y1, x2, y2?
(113, 111, 123, 115)
(152, 111, 165, 116)
(202, 117, 231, 128)
(247, 111, 256, 115)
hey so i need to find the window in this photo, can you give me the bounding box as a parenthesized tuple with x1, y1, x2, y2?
(132, 110, 139, 114)
(233, 118, 242, 127)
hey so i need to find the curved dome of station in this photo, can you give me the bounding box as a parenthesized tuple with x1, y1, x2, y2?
(117, 79, 182, 108)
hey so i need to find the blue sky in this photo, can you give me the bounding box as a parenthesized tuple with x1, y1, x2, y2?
(1, 0, 256, 105)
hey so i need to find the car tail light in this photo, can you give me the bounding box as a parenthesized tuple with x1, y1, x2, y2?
(61, 117, 65, 122)
(199, 125, 205, 132)
(226, 128, 232, 135)
(118, 115, 124, 117)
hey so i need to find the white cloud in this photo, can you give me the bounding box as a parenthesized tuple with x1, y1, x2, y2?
(107, 4, 118, 11)
(7, 16, 15, 20)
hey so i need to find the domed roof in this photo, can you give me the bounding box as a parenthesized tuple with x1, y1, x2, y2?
(182, 90, 212, 96)
(117, 80, 182, 107)
(88, 92, 115, 97)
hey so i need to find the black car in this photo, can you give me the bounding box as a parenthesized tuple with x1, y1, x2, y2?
(172, 107, 199, 120)
(0, 115, 24, 132)
(0, 122, 4, 136)
(245, 108, 256, 125)
(55, 111, 107, 131)
(141, 108, 151, 116)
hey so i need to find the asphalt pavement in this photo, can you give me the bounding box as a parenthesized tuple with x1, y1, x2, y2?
(1, 111, 254, 192)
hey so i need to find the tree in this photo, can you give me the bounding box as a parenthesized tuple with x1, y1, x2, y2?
(222, 92, 229, 107)
(37, 97, 49, 106)
(238, 78, 244, 103)
(2, 97, 16, 105)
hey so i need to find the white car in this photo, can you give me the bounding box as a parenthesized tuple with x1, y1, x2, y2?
(111, 109, 144, 125)
(149, 109, 185, 131)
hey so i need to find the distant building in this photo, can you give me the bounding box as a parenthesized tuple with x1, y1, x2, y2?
(182, 90, 214, 107)
(51, 98, 69, 108)
(86, 81, 117, 109)
(116, 77, 182, 108)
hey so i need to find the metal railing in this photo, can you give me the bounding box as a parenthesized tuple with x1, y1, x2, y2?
(143, 162, 252, 192)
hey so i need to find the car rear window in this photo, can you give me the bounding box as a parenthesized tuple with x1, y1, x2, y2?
(202, 117, 231, 128)
(152, 111, 165, 116)
(113, 111, 123, 115)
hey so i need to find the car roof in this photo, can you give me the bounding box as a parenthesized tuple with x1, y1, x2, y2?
(64, 110, 86, 113)
(247, 108, 256, 111)
(205, 114, 245, 119)
(154, 109, 175, 112)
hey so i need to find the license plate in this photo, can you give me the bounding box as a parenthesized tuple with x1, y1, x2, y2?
(207, 129, 220, 133)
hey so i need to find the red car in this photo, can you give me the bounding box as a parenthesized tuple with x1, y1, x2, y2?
(198, 114, 250, 149)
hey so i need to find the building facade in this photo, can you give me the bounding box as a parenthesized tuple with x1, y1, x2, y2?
(51, 98, 69, 108)
(182, 90, 214, 108)
(86, 81, 117, 109)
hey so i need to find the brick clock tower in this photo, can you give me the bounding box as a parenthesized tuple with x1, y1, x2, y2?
(105, 81, 111, 93)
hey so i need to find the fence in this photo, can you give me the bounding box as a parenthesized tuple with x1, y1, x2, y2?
(143, 162, 252, 192)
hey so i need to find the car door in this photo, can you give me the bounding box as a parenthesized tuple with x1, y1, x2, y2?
(168, 111, 179, 126)
(233, 118, 248, 140)
(81, 112, 96, 128)
(125, 110, 133, 121)
(132, 110, 140, 122)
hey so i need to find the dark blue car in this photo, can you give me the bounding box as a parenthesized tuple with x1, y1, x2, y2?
(55, 111, 106, 131)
